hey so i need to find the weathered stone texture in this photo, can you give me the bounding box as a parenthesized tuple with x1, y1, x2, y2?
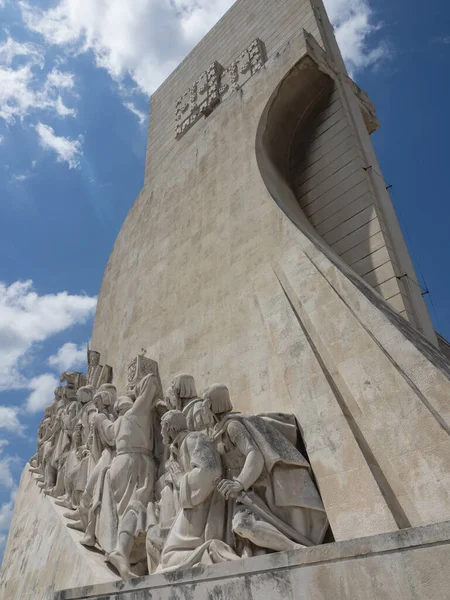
(91, 0, 450, 544)
(4, 0, 450, 598)
(145, 0, 324, 180)
(57, 521, 450, 600)
(0, 468, 119, 600)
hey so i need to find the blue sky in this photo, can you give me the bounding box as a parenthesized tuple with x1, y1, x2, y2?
(0, 0, 449, 561)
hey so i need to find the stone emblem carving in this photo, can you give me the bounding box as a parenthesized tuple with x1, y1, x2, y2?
(218, 39, 266, 100)
(127, 353, 161, 391)
(60, 370, 87, 393)
(175, 61, 223, 139)
(29, 359, 328, 580)
(175, 39, 266, 139)
(87, 348, 113, 388)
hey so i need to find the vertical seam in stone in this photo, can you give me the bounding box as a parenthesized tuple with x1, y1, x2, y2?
(273, 266, 411, 530)
(305, 251, 450, 438)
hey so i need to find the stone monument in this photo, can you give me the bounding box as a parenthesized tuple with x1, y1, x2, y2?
(2, 0, 450, 598)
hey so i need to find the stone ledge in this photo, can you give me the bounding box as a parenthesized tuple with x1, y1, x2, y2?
(0, 466, 120, 600)
(56, 520, 450, 599)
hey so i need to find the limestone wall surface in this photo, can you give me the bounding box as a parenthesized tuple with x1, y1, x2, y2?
(91, 0, 450, 543)
(0, 468, 119, 600)
(142, 0, 435, 341)
(145, 0, 323, 180)
(57, 521, 450, 600)
(289, 81, 415, 321)
(4, 1, 450, 598)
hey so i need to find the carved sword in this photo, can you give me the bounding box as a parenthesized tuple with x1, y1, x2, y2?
(235, 490, 314, 547)
(214, 478, 314, 547)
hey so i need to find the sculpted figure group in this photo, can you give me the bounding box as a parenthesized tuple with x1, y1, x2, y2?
(30, 365, 328, 579)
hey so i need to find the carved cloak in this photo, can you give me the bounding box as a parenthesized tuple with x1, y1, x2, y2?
(214, 413, 329, 547)
(159, 431, 238, 570)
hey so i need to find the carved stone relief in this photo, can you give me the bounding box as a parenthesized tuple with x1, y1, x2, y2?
(29, 355, 328, 580)
(175, 39, 266, 139)
(175, 61, 223, 139)
(87, 349, 113, 388)
(127, 353, 161, 391)
(218, 39, 266, 101)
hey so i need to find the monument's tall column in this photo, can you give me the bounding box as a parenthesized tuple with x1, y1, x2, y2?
(4, 2, 450, 599)
(90, 0, 450, 544)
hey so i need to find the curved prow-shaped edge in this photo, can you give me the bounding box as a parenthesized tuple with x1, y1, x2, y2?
(255, 50, 450, 377)
(255, 54, 334, 245)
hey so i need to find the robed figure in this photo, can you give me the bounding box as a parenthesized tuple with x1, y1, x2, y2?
(95, 373, 163, 578)
(157, 410, 239, 572)
(203, 384, 329, 556)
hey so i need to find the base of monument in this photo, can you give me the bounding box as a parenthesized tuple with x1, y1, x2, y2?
(0, 466, 121, 600)
(56, 520, 450, 600)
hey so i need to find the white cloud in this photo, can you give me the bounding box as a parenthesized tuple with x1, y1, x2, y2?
(124, 101, 147, 125)
(48, 342, 86, 373)
(11, 172, 32, 182)
(0, 36, 76, 124)
(0, 484, 18, 557)
(45, 67, 74, 90)
(0, 441, 19, 489)
(0, 492, 15, 533)
(324, 0, 389, 73)
(0, 279, 96, 391)
(0, 441, 20, 555)
(35, 122, 82, 168)
(0, 489, 17, 530)
(19, 0, 236, 95)
(435, 36, 450, 45)
(0, 36, 43, 68)
(53, 96, 76, 117)
(20, 0, 386, 97)
(26, 373, 59, 413)
(0, 407, 23, 435)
